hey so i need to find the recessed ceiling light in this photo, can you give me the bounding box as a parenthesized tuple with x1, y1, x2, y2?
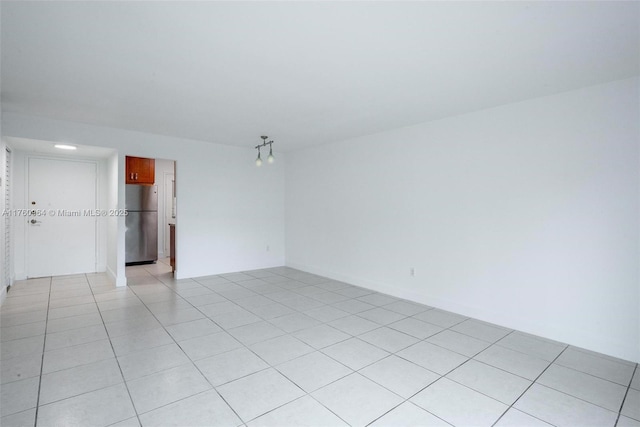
(54, 144, 77, 150)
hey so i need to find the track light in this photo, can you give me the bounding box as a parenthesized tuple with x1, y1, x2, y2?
(255, 136, 275, 166)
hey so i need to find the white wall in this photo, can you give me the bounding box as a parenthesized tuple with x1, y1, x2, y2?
(2, 113, 286, 282)
(97, 157, 108, 273)
(285, 77, 640, 363)
(106, 151, 119, 283)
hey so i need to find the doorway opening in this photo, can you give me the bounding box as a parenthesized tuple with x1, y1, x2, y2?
(124, 156, 177, 278)
(6, 137, 116, 281)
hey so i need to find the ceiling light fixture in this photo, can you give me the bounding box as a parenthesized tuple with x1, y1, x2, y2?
(255, 136, 274, 167)
(54, 144, 77, 150)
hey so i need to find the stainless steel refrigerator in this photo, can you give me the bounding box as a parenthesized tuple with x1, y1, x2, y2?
(125, 184, 158, 264)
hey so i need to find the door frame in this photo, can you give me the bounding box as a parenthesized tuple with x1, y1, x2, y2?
(2, 145, 13, 299)
(162, 171, 175, 257)
(24, 154, 100, 278)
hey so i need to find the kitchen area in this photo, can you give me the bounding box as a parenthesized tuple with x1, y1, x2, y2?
(125, 156, 177, 273)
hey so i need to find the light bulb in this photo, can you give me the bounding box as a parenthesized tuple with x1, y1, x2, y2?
(255, 150, 262, 166)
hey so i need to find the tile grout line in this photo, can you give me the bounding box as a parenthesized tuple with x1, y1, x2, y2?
(32, 276, 52, 427)
(614, 363, 638, 426)
(33, 277, 53, 427)
(551, 360, 636, 388)
(361, 366, 453, 427)
(382, 333, 513, 426)
(512, 365, 635, 417)
(86, 273, 143, 427)
(362, 322, 505, 427)
(490, 344, 570, 427)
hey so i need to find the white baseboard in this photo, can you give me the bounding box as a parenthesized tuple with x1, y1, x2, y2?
(106, 265, 127, 287)
(116, 275, 127, 287)
(0, 286, 7, 306)
(106, 265, 116, 284)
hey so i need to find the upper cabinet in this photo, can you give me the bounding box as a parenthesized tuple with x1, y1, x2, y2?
(126, 156, 155, 184)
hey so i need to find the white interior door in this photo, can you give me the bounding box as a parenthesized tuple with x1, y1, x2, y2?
(27, 157, 97, 277)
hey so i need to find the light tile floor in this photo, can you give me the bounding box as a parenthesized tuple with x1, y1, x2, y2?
(1, 260, 638, 427)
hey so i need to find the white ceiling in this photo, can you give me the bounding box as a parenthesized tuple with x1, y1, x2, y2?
(2, 1, 638, 152)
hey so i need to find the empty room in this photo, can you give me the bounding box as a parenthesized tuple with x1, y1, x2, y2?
(0, 2, 638, 427)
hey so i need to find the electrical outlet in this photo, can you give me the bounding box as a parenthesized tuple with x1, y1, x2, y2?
(410, 267, 415, 277)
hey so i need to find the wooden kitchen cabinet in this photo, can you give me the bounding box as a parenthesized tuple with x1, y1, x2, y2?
(126, 156, 155, 184)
